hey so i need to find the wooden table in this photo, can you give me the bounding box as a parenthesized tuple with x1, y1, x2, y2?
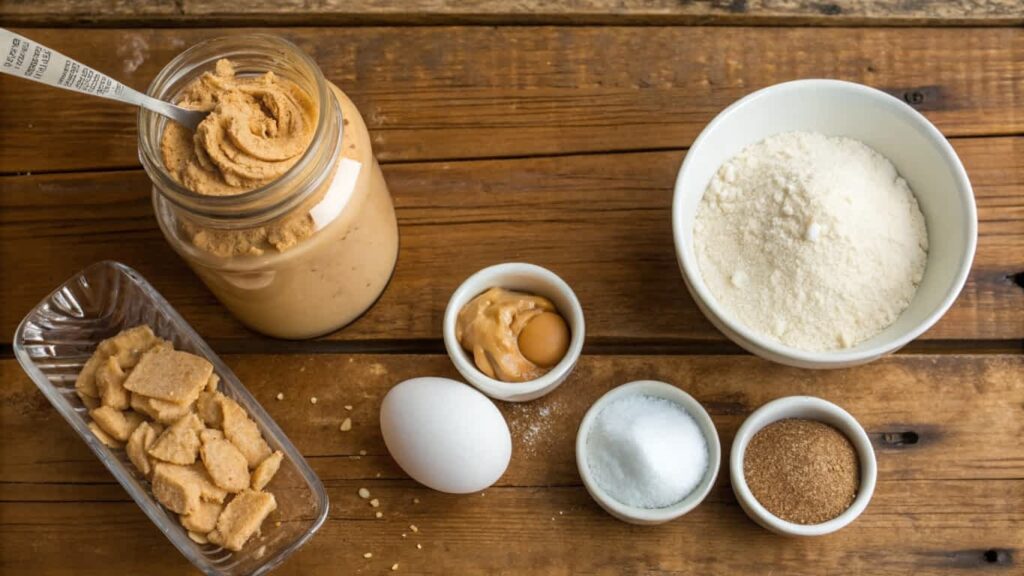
(1, 2, 1022, 574)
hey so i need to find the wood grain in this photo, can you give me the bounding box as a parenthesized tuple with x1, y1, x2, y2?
(1, 354, 1021, 574)
(2, 138, 1022, 348)
(2, 26, 1023, 173)
(2, 0, 1022, 26)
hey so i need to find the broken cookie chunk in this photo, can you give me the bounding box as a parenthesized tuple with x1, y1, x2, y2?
(131, 392, 194, 425)
(89, 406, 145, 442)
(196, 391, 225, 429)
(201, 438, 251, 493)
(95, 356, 130, 410)
(153, 462, 227, 515)
(199, 428, 225, 444)
(100, 324, 159, 369)
(207, 490, 278, 552)
(127, 421, 163, 477)
(75, 351, 106, 401)
(251, 451, 284, 491)
(123, 346, 212, 404)
(221, 397, 272, 468)
(181, 499, 224, 534)
(148, 413, 203, 465)
(88, 421, 124, 449)
(152, 462, 203, 515)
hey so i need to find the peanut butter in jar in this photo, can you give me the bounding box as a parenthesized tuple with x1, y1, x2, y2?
(139, 36, 398, 339)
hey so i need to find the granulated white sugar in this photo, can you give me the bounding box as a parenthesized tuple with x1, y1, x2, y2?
(694, 131, 928, 351)
(586, 395, 708, 509)
(507, 399, 560, 455)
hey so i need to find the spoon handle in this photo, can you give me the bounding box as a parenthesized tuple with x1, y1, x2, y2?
(0, 28, 202, 129)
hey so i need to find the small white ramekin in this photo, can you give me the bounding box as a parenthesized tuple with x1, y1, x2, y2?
(443, 263, 585, 402)
(576, 380, 721, 525)
(730, 396, 877, 536)
(672, 79, 977, 369)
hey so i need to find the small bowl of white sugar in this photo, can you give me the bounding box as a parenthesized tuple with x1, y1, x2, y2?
(672, 79, 977, 369)
(576, 380, 721, 525)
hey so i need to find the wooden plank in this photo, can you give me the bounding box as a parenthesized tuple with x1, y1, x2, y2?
(2, 0, 1022, 26)
(2, 26, 1022, 173)
(1, 354, 1021, 574)
(2, 138, 1022, 347)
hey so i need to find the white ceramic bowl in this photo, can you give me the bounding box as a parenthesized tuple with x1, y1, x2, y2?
(730, 396, 877, 536)
(576, 380, 721, 525)
(672, 79, 977, 369)
(443, 263, 585, 402)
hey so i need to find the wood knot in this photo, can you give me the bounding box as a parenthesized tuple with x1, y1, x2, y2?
(887, 86, 942, 110)
(883, 431, 918, 445)
(875, 430, 920, 448)
(945, 548, 1015, 567)
(1009, 272, 1024, 291)
(818, 3, 842, 15)
(983, 549, 1012, 565)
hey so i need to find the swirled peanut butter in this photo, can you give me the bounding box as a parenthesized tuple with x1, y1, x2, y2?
(456, 287, 570, 383)
(162, 59, 315, 196)
(161, 59, 319, 256)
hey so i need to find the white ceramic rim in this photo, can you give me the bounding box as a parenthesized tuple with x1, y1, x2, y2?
(729, 396, 878, 536)
(575, 380, 722, 524)
(671, 78, 978, 367)
(442, 262, 586, 402)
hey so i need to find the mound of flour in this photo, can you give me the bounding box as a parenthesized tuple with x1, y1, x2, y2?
(694, 132, 928, 351)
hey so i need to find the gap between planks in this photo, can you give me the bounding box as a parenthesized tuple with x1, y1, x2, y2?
(1, 339, 1022, 360)
(2, 0, 1023, 28)
(4, 130, 1024, 181)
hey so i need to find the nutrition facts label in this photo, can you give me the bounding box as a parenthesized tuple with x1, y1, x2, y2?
(1, 28, 126, 98)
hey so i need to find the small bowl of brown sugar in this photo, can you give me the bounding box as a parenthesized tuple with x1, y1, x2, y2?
(729, 396, 877, 536)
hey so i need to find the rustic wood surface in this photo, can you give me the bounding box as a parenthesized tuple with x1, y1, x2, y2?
(2, 0, 1022, 26)
(1, 355, 1021, 575)
(2, 27, 1023, 173)
(0, 5, 1022, 576)
(2, 139, 1022, 348)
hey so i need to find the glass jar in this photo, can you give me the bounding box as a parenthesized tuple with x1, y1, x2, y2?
(138, 35, 399, 339)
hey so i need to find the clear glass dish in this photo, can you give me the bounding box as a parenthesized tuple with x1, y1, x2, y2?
(13, 260, 329, 576)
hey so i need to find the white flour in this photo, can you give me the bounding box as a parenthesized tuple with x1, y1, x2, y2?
(694, 132, 928, 351)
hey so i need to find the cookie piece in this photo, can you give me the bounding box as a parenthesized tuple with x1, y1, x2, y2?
(88, 421, 124, 449)
(201, 438, 250, 493)
(89, 406, 144, 442)
(251, 451, 283, 491)
(180, 500, 224, 534)
(148, 413, 203, 465)
(207, 490, 277, 552)
(123, 346, 212, 404)
(126, 421, 163, 477)
(221, 397, 271, 468)
(95, 356, 130, 410)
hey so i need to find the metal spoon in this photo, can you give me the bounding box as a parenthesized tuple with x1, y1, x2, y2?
(1, 28, 207, 130)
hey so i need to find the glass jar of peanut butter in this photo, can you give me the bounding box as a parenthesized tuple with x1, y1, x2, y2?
(138, 35, 399, 339)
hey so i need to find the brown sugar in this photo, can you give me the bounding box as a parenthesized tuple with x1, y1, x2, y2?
(743, 418, 860, 525)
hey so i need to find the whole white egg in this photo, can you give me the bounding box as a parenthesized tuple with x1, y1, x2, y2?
(380, 377, 512, 494)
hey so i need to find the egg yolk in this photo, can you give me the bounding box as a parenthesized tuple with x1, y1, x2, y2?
(517, 312, 570, 368)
